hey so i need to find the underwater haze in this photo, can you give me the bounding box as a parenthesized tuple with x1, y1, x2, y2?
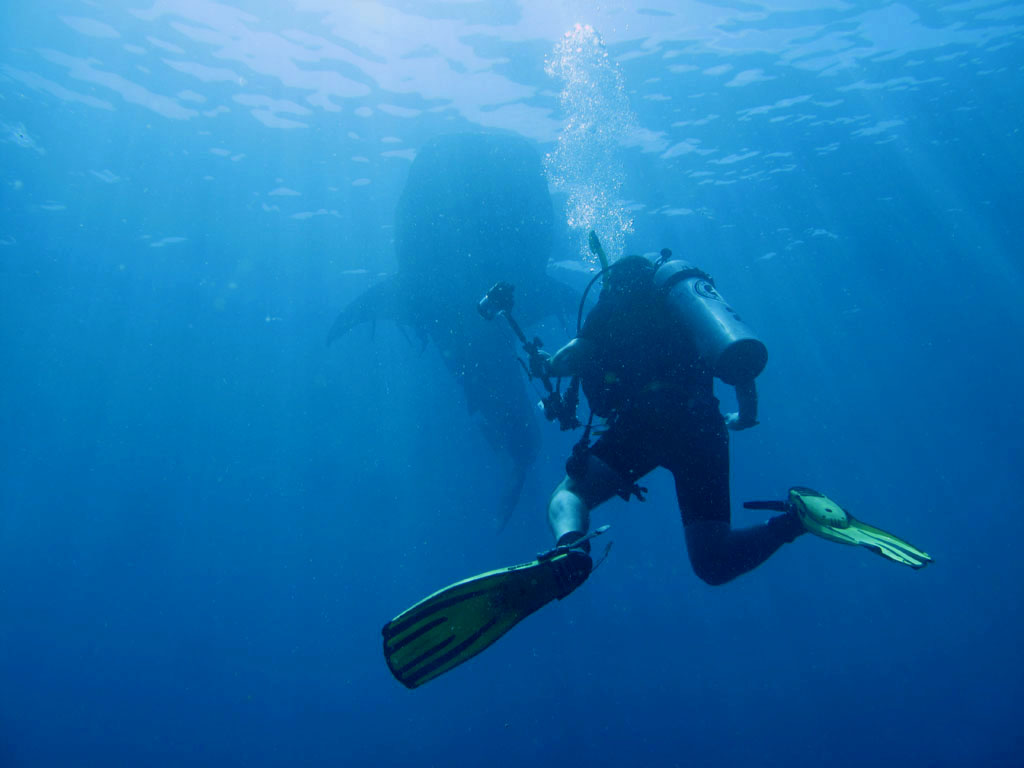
(2, 1, 1023, 766)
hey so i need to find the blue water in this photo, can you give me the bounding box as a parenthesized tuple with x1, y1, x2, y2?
(2, 2, 1023, 766)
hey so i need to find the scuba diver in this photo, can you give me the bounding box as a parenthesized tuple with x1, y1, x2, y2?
(381, 238, 932, 690)
(542, 252, 797, 589)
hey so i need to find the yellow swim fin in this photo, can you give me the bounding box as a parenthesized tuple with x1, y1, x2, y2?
(382, 527, 607, 689)
(745, 487, 933, 569)
(788, 486, 933, 569)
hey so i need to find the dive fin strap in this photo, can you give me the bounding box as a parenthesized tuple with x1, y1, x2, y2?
(742, 500, 789, 512)
(537, 524, 610, 562)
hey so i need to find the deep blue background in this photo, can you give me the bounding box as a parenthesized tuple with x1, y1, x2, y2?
(2, 2, 1023, 766)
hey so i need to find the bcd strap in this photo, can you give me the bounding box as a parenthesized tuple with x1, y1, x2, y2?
(565, 412, 595, 479)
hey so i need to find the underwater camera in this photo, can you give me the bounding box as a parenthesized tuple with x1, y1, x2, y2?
(477, 281, 516, 321)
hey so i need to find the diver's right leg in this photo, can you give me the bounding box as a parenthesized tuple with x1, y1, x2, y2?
(683, 517, 803, 586)
(674, 416, 804, 585)
(547, 453, 623, 545)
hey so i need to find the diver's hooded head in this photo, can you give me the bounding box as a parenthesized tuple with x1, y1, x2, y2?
(603, 254, 656, 298)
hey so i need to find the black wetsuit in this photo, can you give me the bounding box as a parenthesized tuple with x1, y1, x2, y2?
(577, 274, 731, 526)
(567, 258, 801, 586)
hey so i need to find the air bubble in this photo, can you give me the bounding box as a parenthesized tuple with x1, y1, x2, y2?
(544, 25, 636, 265)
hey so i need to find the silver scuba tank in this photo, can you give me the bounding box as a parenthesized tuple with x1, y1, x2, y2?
(653, 258, 767, 385)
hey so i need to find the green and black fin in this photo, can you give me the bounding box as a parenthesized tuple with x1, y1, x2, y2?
(382, 527, 608, 689)
(746, 487, 933, 570)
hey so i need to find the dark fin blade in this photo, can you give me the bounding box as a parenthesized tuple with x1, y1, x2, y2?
(381, 554, 581, 688)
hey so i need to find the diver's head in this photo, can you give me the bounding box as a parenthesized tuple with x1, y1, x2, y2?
(604, 254, 656, 297)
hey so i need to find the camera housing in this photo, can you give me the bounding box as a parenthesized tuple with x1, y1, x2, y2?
(477, 281, 516, 320)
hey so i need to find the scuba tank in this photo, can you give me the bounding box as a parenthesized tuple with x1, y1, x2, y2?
(653, 258, 767, 385)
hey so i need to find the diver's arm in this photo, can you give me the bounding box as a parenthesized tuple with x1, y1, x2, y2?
(725, 379, 759, 430)
(548, 337, 594, 378)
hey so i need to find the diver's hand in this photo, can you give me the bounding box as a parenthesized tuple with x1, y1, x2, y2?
(529, 349, 552, 380)
(725, 412, 759, 431)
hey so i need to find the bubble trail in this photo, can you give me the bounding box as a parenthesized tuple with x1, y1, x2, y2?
(544, 24, 636, 265)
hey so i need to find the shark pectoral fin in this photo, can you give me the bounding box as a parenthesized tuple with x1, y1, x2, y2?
(327, 276, 399, 346)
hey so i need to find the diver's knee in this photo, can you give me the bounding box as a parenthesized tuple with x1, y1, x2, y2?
(547, 477, 591, 540)
(548, 475, 573, 502)
(690, 557, 732, 587)
(547, 479, 574, 514)
(684, 520, 733, 586)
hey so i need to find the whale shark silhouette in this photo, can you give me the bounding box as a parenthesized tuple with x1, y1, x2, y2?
(328, 133, 576, 526)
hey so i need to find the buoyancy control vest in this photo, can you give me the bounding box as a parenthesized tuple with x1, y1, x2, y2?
(577, 254, 767, 417)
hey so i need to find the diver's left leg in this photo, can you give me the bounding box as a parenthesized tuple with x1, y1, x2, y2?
(676, 421, 803, 586)
(541, 454, 625, 600)
(547, 453, 625, 545)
